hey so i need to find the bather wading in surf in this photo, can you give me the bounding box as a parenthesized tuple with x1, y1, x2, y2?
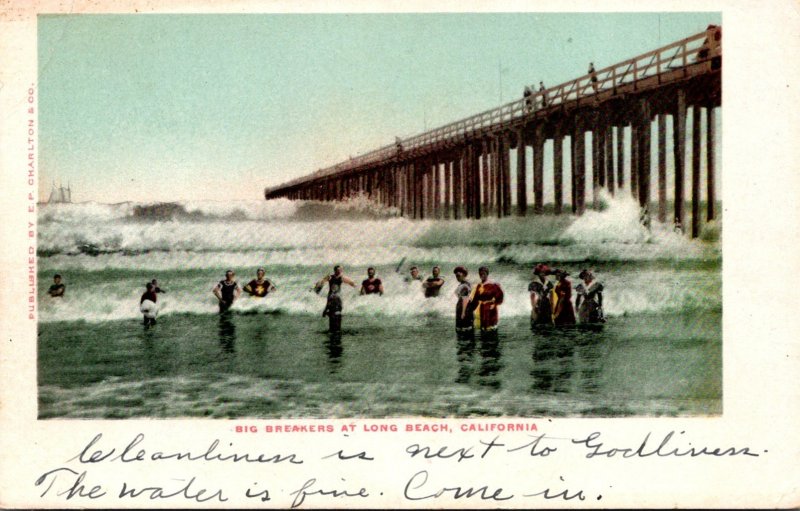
(315, 265, 356, 333)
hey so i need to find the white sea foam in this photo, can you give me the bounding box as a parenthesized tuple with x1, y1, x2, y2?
(560, 192, 650, 244)
(38, 267, 718, 324)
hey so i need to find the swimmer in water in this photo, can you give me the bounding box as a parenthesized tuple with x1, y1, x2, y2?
(360, 267, 384, 296)
(405, 265, 423, 284)
(552, 269, 577, 326)
(140, 282, 158, 327)
(529, 263, 554, 327)
(48, 274, 65, 298)
(212, 270, 242, 313)
(453, 266, 473, 333)
(243, 268, 276, 297)
(468, 266, 504, 331)
(575, 269, 605, 324)
(315, 265, 356, 332)
(422, 266, 445, 298)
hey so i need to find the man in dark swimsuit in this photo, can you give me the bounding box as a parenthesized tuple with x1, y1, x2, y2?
(423, 265, 445, 298)
(315, 265, 356, 332)
(48, 274, 65, 297)
(243, 268, 276, 297)
(360, 267, 384, 296)
(212, 270, 242, 313)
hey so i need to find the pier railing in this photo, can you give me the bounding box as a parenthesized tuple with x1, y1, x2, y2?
(268, 28, 717, 192)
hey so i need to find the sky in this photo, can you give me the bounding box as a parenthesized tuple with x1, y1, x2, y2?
(38, 12, 721, 203)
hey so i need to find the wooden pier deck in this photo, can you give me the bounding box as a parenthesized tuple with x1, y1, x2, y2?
(265, 26, 721, 237)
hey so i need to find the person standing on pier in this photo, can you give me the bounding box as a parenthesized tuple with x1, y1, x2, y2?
(529, 263, 554, 327)
(423, 266, 445, 298)
(696, 25, 721, 61)
(315, 265, 356, 332)
(213, 270, 242, 313)
(575, 269, 605, 324)
(360, 266, 384, 296)
(588, 62, 599, 93)
(552, 269, 577, 326)
(523, 86, 533, 113)
(468, 266, 504, 331)
(538, 81, 548, 107)
(453, 266, 474, 333)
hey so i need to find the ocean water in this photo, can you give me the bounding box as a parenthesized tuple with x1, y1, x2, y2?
(37, 194, 722, 418)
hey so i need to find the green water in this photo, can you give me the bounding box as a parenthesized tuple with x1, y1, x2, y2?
(38, 310, 721, 419)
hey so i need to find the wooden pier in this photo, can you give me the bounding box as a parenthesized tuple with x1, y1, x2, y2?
(265, 26, 721, 237)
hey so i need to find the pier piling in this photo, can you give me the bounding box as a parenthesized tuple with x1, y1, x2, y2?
(673, 89, 687, 232)
(706, 106, 716, 222)
(516, 130, 527, 216)
(691, 105, 702, 237)
(658, 114, 667, 223)
(533, 125, 545, 214)
(553, 131, 563, 215)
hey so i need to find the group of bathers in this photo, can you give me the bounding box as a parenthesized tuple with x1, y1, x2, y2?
(309, 263, 605, 333)
(48, 262, 605, 331)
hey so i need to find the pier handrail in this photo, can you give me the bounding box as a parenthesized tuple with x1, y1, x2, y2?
(268, 27, 718, 193)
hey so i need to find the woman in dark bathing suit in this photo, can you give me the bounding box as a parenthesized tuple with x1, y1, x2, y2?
(453, 266, 473, 333)
(552, 269, 576, 326)
(576, 269, 605, 324)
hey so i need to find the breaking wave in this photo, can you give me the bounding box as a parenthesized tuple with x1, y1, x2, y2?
(38, 194, 717, 261)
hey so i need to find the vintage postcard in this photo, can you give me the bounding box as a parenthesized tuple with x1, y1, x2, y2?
(1, 0, 798, 508)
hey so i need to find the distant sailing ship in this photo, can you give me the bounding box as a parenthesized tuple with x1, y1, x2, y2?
(47, 182, 72, 204)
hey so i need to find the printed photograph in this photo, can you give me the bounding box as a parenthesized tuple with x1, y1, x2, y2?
(37, 12, 722, 419)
